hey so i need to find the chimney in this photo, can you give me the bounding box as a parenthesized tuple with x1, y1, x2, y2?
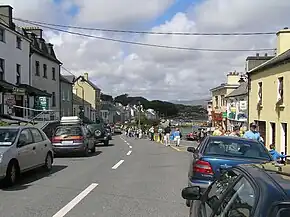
(0, 5, 13, 29)
(227, 71, 240, 85)
(276, 27, 290, 55)
(84, 73, 88, 80)
(37, 37, 45, 50)
(23, 27, 43, 38)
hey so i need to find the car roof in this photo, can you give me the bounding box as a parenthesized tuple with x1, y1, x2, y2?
(0, 125, 31, 130)
(238, 162, 290, 198)
(207, 135, 260, 143)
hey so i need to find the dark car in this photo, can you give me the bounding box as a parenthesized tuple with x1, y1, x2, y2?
(87, 123, 110, 146)
(182, 162, 290, 217)
(186, 136, 272, 206)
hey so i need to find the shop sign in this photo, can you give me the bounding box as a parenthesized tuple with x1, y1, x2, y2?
(240, 101, 247, 111)
(39, 97, 48, 110)
(12, 87, 25, 95)
(222, 112, 227, 118)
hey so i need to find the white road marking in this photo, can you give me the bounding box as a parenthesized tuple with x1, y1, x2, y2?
(129, 146, 132, 149)
(112, 160, 124, 169)
(126, 150, 132, 156)
(52, 183, 98, 217)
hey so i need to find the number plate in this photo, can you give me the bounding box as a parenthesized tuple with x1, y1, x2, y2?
(62, 141, 73, 145)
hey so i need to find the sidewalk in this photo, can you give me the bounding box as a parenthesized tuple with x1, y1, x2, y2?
(154, 138, 198, 152)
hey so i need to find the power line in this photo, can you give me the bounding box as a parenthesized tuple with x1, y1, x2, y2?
(13, 17, 276, 52)
(61, 66, 75, 76)
(12, 16, 276, 36)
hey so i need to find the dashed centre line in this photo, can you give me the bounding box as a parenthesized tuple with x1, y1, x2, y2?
(129, 145, 132, 149)
(112, 160, 124, 169)
(126, 150, 132, 156)
(52, 183, 98, 217)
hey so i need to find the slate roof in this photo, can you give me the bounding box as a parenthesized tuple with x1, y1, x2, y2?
(62, 75, 75, 83)
(225, 82, 247, 98)
(75, 76, 101, 90)
(60, 75, 73, 84)
(249, 49, 290, 74)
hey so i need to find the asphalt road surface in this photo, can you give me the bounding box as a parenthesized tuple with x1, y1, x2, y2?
(0, 135, 196, 217)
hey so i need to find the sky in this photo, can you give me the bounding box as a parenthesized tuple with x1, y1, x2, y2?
(1, 0, 290, 101)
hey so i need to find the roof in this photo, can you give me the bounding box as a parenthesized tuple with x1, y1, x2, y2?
(60, 75, 73, 84)
(249, 49, 290, 74)
(75, 76, 101, 90)
(225, 82, 247, 98)
(0, 80, 16, 91)
(73, 94, 91, 106)
(18, 84, 52, 97)
(62, 75, 75, 83)
(210, 83, 239, 92)
(30, 46, 62, 65)
(246, 55, 274, 61)
(240, 163, 290, 198)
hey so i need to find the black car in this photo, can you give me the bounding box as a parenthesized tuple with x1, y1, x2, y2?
(86, 123, 110, 146)
(182, 162, 290, 217)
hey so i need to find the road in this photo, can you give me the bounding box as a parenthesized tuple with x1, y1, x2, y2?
(0, 135, 197, 217)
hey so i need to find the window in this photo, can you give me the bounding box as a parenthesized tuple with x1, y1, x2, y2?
(270, 122, 276, 145)
(258, 82, 262, 104)
(215, 96, 219, 108)
(52, 67, 56, 80)
(0, 28, 5, 42)
(198, 170, 240, 217)
(16, 36, 22, 49)
(0, 58, 4, 80)
(221, 95, 225, 106)
(19, 129, 33, 145)
(35, 61, 40, 76)
(30, 128, 43, 142)
(277, 77, 284, 103)
(16, 64, 21, 85)
(52, 92, 56, 107)
(43, 64, 47, 78)
(215, 177, 255, 217)
(67, 90, 70, 101)
(62, 91, 65, 100)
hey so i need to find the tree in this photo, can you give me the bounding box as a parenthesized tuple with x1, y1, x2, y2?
(101, 93, 113, 102)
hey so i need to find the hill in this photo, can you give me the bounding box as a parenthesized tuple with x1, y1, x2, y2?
(170, 99, 209, 106)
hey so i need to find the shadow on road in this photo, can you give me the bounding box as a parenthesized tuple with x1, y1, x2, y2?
(96, 143, 115, 147)
(55, 150, 102, 158)
(1, 165, 67, 191)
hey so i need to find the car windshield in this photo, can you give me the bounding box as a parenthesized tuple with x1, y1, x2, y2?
(0, 128, 19, 146)
(55, 126, 83, 137)
(204, 137, 271, 160)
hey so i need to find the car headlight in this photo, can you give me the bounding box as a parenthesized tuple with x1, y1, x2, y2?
(0, 153, 4, 163)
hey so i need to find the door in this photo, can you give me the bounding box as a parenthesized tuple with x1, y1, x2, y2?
(256, 120, 266, 145)
(281, 123, 288, 155)
(15, 95, 23, 117)
(17, 129, 35, 170)
(30, 128, 47, 165)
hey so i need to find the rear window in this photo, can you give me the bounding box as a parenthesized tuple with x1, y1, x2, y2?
(204, 137, 271, 161)
(55, 126, 83, 136)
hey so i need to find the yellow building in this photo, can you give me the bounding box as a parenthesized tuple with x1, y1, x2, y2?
(248, 27, 290, 153)
(210, 72, 240, 128)
(73, 73, 101, 121)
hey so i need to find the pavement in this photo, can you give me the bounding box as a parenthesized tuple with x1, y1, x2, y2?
(0, 135, 195, 217)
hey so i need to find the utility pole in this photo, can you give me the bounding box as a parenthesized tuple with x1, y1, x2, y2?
(138, 101, 141, 129)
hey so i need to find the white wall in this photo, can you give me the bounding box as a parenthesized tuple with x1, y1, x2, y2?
(0, 25, 30, 84)
(30, 53, 60, 112)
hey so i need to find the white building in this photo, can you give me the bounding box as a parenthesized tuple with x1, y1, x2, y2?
(24, 27, 62, 119)
(0, 5, 31, 117)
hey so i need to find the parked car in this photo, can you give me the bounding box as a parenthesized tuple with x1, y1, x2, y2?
(186, 135, 272, 206)
(182, 162, 290, 217)
(0, 126, 53, 186)
(52, 116, 95, 156)
(113, 124, 122, 134)
(86, 123, 110, 146)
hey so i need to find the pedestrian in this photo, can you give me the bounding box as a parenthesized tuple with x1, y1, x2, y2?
(149, 126, 154, 141)
(243, 122, 263, 142)
(213, 126, 223, 136)
(173, 128, 181, 146)
(164, 125, 171, 146)
(229, 126, 241, 137)
(269, 144, 287, 162)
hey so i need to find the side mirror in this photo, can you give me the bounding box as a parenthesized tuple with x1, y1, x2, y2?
(187, 147, 196, 153)
(181, 186, 201, 200)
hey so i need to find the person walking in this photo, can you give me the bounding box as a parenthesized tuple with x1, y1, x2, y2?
(173, 128, 181, 146)
(164, 125, 171, 146)
(149, 126, 154, 141)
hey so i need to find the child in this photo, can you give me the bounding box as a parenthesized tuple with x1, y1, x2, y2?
(269, 144, 286, 161)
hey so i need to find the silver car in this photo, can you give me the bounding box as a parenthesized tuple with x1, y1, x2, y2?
(0, 126, 54, 186)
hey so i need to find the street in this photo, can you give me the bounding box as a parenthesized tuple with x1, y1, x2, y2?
(0, 136, 195, 217)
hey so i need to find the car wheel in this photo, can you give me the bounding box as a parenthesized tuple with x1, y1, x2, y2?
(94, 130, 102, 137)
(5, 161, 19, 186)
(83, 146, 89, 157)
(104, 140, 109, 146)
(90, 146, 96, 153)
(43, 153, 53, 171)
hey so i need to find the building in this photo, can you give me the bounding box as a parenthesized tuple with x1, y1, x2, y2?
(246, 53, 274, 72)
(248, 27, 290, 153)
(0, 5, 52, 118)
(60, 75, 73, 116)
(225, 78, 248, 131)
(100, 101, 116, 124)
(210, 72, 240, 128)
(73, 73, 101, 121)
(23, 27, 62, 118)
(145, 108, 157, 120)
(72, 93, 92, 120)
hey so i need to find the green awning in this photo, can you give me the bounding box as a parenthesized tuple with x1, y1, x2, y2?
(18, 84, 51, 97)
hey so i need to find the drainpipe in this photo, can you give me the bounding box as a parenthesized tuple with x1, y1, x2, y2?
(246, 72, 250, 129)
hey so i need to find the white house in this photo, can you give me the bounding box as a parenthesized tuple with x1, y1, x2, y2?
(0, 5, 31, 117)
(24, 27, 62, 119)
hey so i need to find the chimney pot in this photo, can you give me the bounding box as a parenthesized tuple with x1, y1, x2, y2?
(265, 53, 268, 56)
(256, 53, 259, 57)
(284, 27, 289, 29)
(84, 73, 88, 80)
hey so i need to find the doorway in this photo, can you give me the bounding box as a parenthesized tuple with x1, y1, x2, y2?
(281, 123, 288, 155)
(270, 122, 276, 145)
(15, 95, 23, 117)
(256, 120, 266, 145)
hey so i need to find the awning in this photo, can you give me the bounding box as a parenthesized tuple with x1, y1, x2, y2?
(0, 80, 17, 92)
(18, 84, 52, 97)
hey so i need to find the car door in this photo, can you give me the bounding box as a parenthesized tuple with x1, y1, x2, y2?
(190, 169, 240, 217)
(17, 128, 36, 171)
(30, 128, 46, 165)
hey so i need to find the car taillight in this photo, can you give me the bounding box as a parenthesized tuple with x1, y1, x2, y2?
(193, 160, 213, 175)
(73, 136, 84, 143)
(52, 137, 62, 143)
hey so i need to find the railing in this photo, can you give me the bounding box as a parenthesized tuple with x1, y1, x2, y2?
(12, 105, 60, 124)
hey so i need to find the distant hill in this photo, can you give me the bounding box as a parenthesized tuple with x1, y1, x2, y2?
(170, 99, 209, 106)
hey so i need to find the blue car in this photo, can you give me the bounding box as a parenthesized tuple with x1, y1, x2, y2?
(186, 135, 272, 207)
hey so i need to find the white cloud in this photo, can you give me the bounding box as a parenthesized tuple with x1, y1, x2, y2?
(2, 0, 290, 100)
